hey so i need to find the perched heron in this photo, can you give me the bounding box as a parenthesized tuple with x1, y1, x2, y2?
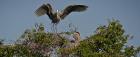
(66, 32, 81, 47)
(35, 3, 88, 32)
(73, 32, 80, 43)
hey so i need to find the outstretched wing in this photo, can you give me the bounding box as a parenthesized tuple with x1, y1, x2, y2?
(60, 5, 88, 19)
(35, 4, 53, 19)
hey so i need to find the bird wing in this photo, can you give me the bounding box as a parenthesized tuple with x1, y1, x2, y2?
(35, 4, 53, 17)
(60, 5, 88, 19)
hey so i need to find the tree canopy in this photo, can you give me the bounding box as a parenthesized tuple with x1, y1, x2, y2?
(0, 19, 140, 57)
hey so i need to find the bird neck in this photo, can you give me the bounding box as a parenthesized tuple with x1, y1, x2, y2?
(56, 12, 61, 20)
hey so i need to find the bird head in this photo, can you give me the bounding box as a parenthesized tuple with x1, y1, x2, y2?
(56, 10, 61, 15)
(56, 10, 59, 13)
(75, 32, 80, 36)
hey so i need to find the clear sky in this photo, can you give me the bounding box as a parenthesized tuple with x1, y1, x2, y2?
(0, 0, 140, 48)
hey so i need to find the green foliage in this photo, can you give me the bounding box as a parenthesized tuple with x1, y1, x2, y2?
(72, 20, 139, 57)
(0, 19, 139, 57)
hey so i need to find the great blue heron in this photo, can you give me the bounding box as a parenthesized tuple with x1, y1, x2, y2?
(35, 3, 88, 32)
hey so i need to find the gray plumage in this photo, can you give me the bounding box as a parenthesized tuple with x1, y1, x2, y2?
(35, 3, 88, 24)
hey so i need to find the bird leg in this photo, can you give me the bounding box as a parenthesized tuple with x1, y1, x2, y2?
(51, 23, 58, 33)
(51, 23, 60, 39)
(51, 23, 55, 33)
(54, 23, 58, 33)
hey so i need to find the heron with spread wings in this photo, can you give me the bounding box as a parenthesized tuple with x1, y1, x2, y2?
(35, 3, 88, 32)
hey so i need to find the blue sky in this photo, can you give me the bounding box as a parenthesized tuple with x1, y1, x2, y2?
(0, 0, 140, 48)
